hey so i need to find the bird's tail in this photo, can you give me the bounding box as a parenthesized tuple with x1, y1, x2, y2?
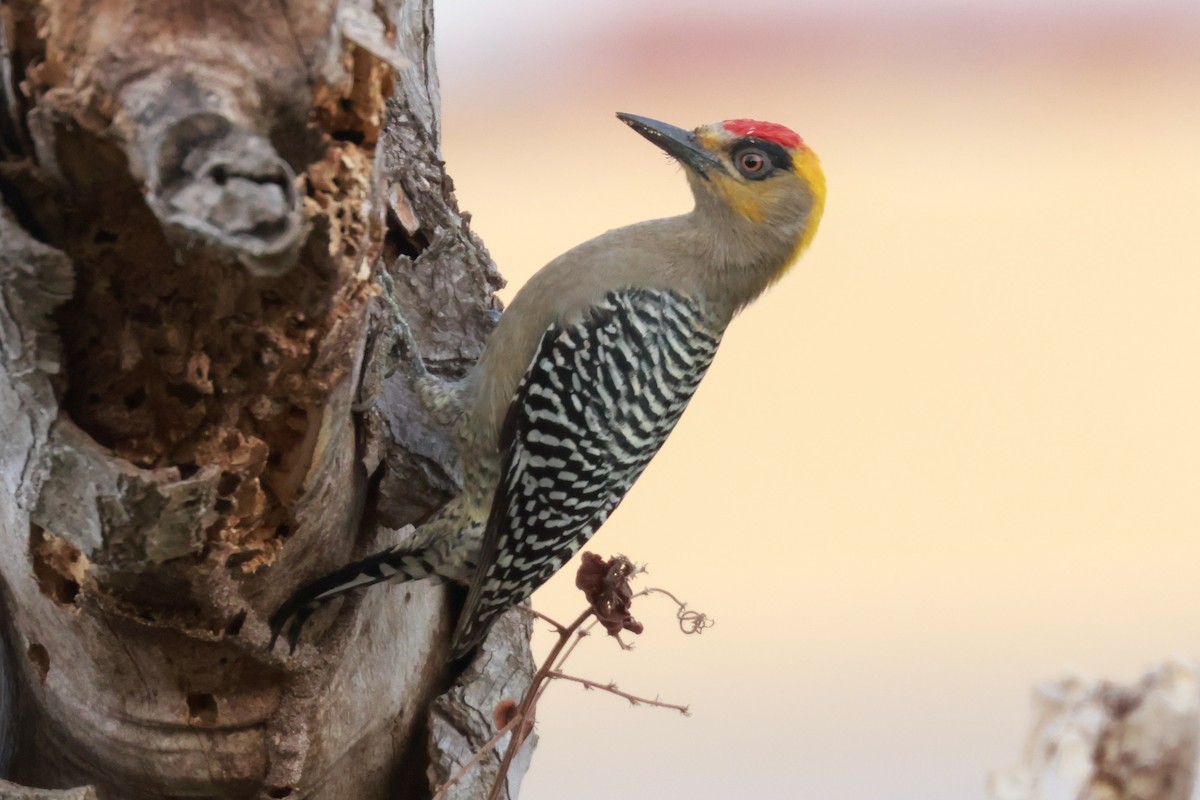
(268, 546, 442, 652)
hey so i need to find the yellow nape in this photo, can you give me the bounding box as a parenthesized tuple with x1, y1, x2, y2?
(778, 147, 826, 281)
(793, 149, 826, 251)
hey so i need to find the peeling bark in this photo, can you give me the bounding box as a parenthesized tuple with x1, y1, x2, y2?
(0, 1, 531, 798)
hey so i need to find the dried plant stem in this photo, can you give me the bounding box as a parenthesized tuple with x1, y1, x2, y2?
(431, 714, 520, 800)
(552, 619, 600, 672)
(529, 619, 601, 707)
(485, 608, 594, 800)
(548, 671, 691, 715)
(634, 586, 686, 605)
(519, 605, 569, 634)
(637, 586, 713, 634)
(480, 558, 708, 799)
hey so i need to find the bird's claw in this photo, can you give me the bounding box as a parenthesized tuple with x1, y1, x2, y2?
(267, 593, 320, 654)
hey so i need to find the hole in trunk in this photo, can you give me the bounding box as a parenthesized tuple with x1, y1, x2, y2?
(29, 524, 83, 607)
(27, 643, 50, 684)
(224, 610, 246, 637)
(216, 471, 240, 496)
(186, 692, 218, 725)
(383, 210, 431, 260)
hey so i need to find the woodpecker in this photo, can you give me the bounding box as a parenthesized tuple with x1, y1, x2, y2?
(270, 113, 826, 659)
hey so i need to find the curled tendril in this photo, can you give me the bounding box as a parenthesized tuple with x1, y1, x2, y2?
(678, 608, 713, 635)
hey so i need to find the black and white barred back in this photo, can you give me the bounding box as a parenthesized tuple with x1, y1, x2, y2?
(449, 288, 724, 657)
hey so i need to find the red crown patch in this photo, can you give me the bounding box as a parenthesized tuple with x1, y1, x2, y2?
(722, 119, 803, 150)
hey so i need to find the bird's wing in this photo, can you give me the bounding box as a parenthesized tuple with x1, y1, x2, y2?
(449, 288, 723, 658)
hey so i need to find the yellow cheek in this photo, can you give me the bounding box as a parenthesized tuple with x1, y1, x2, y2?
(712, 178, 766, 222)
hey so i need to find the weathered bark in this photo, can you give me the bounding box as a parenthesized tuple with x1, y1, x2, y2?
(0, 779, 96, 800)
(0, 1, 534, 798)
(990, 660, 1200, 800)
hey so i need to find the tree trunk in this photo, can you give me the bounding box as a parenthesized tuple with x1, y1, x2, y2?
(0, 1, 535, 798)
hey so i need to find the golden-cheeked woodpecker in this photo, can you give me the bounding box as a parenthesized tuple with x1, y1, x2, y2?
(270, 113, 826, 660)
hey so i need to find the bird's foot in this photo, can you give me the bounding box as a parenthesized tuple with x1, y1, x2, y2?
(267, 590, 322, 654)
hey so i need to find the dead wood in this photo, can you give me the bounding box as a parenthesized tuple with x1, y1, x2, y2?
(990, 660, 1200, 800)
(0, 1, 531, 797)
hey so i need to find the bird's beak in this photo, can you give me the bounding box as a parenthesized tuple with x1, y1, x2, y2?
(616, 112, 724, 180)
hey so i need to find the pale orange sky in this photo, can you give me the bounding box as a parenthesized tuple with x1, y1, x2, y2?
(437, 3, 1200, 798)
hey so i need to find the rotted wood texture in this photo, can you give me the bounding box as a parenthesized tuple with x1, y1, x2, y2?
(0, 1, 531, 798)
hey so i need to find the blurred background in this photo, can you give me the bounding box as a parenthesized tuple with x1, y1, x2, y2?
(433, 1, 1200, 797)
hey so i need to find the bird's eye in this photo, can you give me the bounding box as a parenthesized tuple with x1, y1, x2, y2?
(735, 148, 771, 179)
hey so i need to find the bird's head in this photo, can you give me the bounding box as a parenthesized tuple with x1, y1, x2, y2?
(617, 112, 825, 284)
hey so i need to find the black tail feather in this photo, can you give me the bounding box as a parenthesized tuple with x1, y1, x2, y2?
(267, 547, 439, 652)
